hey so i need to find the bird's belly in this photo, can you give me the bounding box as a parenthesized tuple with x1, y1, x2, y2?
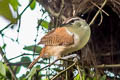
(43, 44, 80, 58)
(43, 46, 66, 58)
(63, 45, 80, 55)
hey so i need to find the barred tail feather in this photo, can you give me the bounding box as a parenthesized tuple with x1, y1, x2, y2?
(28, 47, 45, 69)
(28, 56, 41, 69)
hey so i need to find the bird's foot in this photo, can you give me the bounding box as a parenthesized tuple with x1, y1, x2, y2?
(61, 54, 80, 60)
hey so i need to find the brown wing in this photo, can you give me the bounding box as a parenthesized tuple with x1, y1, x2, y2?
(38, 27, 74, 46)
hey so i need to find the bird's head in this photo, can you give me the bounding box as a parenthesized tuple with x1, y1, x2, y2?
(63, 17, 90, 50)
(63, 17, 89, 30)
(63, 17, 89, 31)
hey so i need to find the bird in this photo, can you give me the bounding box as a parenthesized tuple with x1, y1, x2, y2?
(28, 17, 91, 68)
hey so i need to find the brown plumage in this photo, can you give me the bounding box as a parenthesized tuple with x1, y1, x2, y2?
(28, 17, 90, 69)
(38, 27, 74, 46)
(28, 27, 74, 68)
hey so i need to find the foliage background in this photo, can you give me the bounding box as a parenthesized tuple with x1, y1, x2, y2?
(0, 0, 120, 80)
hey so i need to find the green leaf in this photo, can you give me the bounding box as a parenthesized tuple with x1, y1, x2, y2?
(18, 78, 27, 80)
(0, 0, 17, 23)
(93, 77, 97, 80)
(86, 77, 92, 80)
(100, 75, 106, 80)
(74, 74, 80, 80)
(36, 65, 40, 69)
(43, 78, 49, 80)
(23, 45, 42, 53)
(41, 20, 49, 29)
(82, 72, 86, 80)
(16, 66, 21, 74)
(30, 0, 36, 10)
(2, 44, 6, 49)
(21, 57, 31, 68)
(38, 20, 49, 29)
(9, 0, 21, 11)
(26, 67, 37, 79)
(4, 65, 12, 79)
(0, 62, 6, 77)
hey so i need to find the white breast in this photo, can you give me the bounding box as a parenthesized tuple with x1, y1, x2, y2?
(65, 27, 80, 48)
(65, 28, 74, 36)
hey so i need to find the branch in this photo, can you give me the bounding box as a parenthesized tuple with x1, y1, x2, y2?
(0, 47, 17, 80)
(37, 58, 73, 71)
(38, 0, 66, 20)
(76, 64, 82, 80)
(51, 61, 77, 80)
(0, 23, 13, 33)
(19, 0, 34, 17)
(58, 0, 65, 17)
(16, 16, 21, 43)
(47, 7, 66, 20)
(89, 0, 107, 26)
(96, 64, 120, 68)
(7, 62, 31, 66)
(0, 0, 34, 34)
(96, 51, 120, 57)
(90, 1, 109, 16)
(98, 11, 103, 25)
(8, 53, 39, 61)
(114, 0, 120, 5)
(47, 0, 65, 18)
(16, 0, 34, 42)
(7, 61, 64, 67)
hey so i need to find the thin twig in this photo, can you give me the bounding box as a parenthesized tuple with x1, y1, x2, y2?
(7, 61, 64, 67)
(59, 0, 65, 16)
(38, 59, 60, 71)
(7, 62, 31, 66)
(47, 7, 66, 20)
(98, 11, 103, 25)
(55, 0, 65, 27)
(19, 0, 34, 17)
(0, 47, 17, 80)
(15, 0, 34, 43)
(90, 1, 109, 16)
(0, 0, 34, 34)
(97, 51, 120, 57)
(8, 53, 39, 61)
(37, 58, 73, 72)
(114, 0, 120, 5)
(0, 23, 13, 33)
(51, 61, 77, 80)
(76, 64, 82, 80)
(96, 64, 120, 68)
(66, 70, 68, 80)
(47, 0, 66, 20)
(16, 16, 21, 43)
(89, 0, 107, 26)
(33, 17, 47, 58)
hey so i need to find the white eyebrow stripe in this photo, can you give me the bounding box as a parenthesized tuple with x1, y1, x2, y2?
(65, 17, 80, 23)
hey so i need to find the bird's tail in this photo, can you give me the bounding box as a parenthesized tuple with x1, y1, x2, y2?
(28, 47, 45, 69)
(28, 56, 41, 69)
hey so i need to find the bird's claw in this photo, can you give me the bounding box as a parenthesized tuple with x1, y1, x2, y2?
(61, 54, 80, 60)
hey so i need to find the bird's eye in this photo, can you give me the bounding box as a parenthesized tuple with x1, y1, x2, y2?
(62, 17, 80, 25)
(78, 23, 81, 27)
